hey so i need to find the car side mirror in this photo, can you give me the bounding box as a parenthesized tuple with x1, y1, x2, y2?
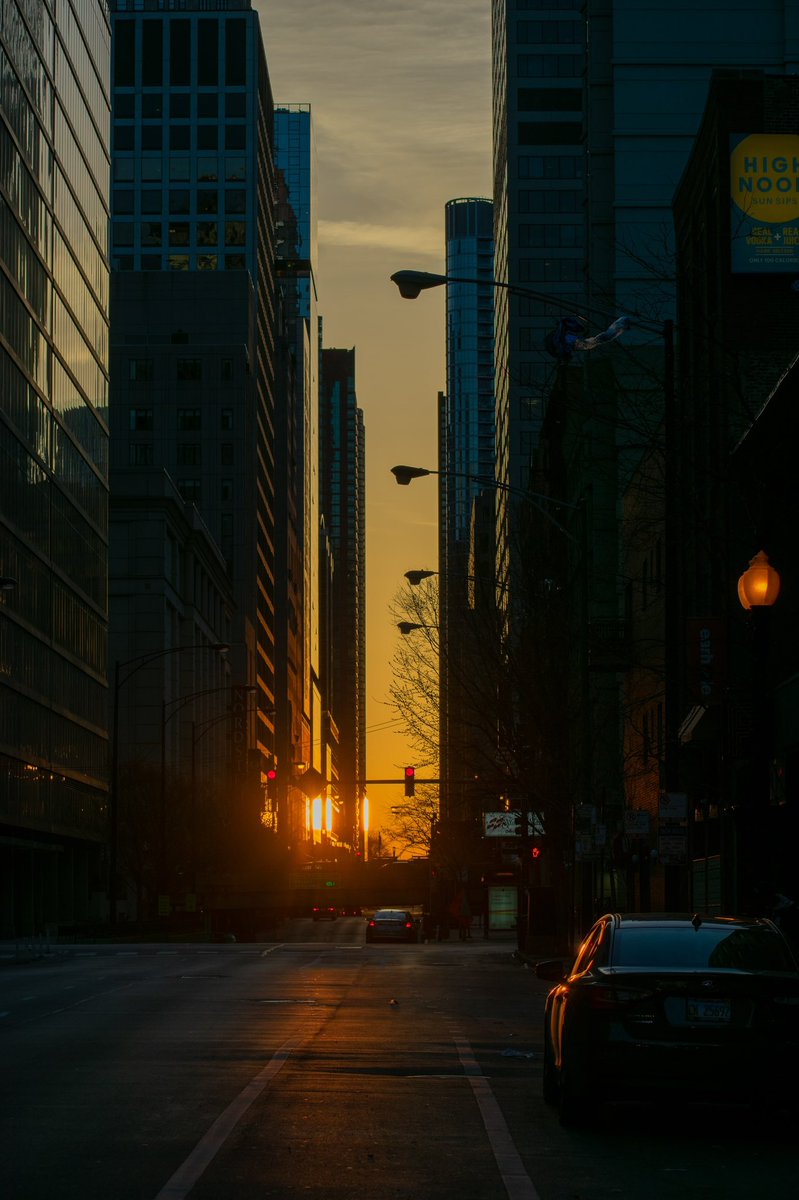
(534, 958, 567, 982)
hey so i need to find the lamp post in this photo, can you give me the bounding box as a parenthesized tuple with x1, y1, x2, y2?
(392, 461, 590, 950)
(109, 641, 229, 927)
(738, 550, 781, 822)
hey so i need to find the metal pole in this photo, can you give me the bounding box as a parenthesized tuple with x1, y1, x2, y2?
(160, 697, 167, 912)
(109, 661, 121, 928)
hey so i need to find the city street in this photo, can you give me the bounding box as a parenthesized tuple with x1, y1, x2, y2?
(1, 918, 796, 1199)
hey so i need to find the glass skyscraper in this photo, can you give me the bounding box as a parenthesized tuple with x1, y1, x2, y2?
(1, 2, 112, 936)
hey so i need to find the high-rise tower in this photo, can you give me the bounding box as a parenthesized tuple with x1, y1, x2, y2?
(108, 1, 285, 907)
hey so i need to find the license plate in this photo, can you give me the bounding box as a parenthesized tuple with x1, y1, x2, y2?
(686, 999, 731, 1023)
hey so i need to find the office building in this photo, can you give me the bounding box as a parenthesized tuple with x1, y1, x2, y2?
(1, 3, 112, 935)
(439, 198, 496, 821)
(490, 1, 799, 928)
(108, 1, 285, 910)
(320, 348, 367, 853)
(273, 103, 328, 839)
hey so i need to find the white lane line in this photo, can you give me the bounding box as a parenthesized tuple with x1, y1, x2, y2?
(453, 1036, 541, 1200)
(152, 1029, 316, 1200)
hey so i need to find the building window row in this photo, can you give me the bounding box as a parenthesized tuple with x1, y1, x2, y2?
(517, 54, 582, 77)
(113, 252, 246, 272)
(518, 155, 582, 179)
(114, 157, 247, 183)
(115, 187, 246, 215)
(114, 91, 247, 120)
(113, 123, 247, 153)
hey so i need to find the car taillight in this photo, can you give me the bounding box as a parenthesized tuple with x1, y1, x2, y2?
(588, 985, 654, 1009)
(405, 921, 413, 929)
(368, 920, 376, 928)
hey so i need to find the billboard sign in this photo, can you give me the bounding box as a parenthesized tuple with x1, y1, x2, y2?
(731, 134, 799, 272)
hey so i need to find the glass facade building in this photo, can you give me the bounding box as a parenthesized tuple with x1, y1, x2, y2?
(274, 104, 321, 774)
(320, 349, 366, 853)
(443, 198, 495, 554)
(439, 198, 495, 821)
(1, 1, 112, 935)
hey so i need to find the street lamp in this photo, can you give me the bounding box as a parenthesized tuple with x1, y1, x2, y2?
(737, 550, 781, 609)
(109, 641, 229, 927)
(391, 462, 582, 544)
(405, 570, 437, 586)
(397, 621, 438, 636)
(390, 271, 634, 359)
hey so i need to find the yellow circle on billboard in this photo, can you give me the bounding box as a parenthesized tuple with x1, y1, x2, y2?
(731, 134, 799, 222)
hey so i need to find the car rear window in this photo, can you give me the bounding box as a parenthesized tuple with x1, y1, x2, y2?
(612, 926, 795, 972)
(376, 911, 405, 921)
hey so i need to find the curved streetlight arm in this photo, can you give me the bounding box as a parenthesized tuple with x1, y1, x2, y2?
(163, 681, 253, 729)
(116, 641, 229, 693)
(390, 269, 668, 338)
(391, 463, 582, 544)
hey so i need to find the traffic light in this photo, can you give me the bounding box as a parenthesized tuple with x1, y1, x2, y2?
(404, 766, 415, 797)
(266, 765, 277, 801)
(531, 844, 542, 860)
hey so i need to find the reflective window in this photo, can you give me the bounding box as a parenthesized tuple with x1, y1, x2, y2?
(169, 190, 190, 214)
(114, 189, 134, 214)
(129, 443, 153, 466)
(177, 359, 202, 381)
(170, 93, 190, 119)
(226, 189, 246, 214)
(170, 125, 190, 151)
(114, 125, 134, 151)
(142, 94, 163, 118)
(168, 222, 189, 246)
(128, 360, 153, 382)
(142, 126, 162, 151)
(129, 407, 153, 429)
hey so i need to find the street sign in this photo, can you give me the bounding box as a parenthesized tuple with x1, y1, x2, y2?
(483, 811, 545, 838)
(624, 809, 650, 838)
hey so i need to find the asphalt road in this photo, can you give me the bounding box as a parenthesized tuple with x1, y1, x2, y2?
(1, 918, 796, 1199)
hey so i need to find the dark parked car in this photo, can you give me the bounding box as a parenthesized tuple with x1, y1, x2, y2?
(365, 909, 418, 943)
(312, 903, 337, 921)
(537, 913, 799, 1126)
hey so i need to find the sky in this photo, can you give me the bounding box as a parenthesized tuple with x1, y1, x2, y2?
(255, 1, 493, 830)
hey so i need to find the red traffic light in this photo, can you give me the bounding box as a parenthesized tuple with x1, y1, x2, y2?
(531, 845, 542, 859)
(404, 766, 415, 780)
(267, 767, 277, 781)
(404, 765, 416, 797)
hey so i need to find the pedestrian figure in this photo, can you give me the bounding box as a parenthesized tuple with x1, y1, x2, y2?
(451, 890, 471, 940)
